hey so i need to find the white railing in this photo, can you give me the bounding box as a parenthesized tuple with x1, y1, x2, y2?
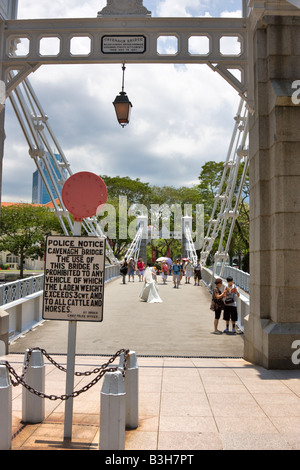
(104, 264, 121, 283)
(213, 265, 250, 293)
(0, 266, 121, 307)
(0, 275, 44, 306)
(0, 265, 121, 350)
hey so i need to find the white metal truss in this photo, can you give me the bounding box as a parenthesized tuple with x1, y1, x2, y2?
(1, 14, 248, 99)
(9, 74, 119, 265)
(200, 97, 249, 281)
(184, 225, 198, 265)
(124, 225, 143, 263)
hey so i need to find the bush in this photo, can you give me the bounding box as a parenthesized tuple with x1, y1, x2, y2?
(0, 264, 10, 270)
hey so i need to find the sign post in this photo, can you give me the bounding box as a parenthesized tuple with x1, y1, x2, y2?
(43, 172, 108, 441)
(64, 220, 80, 441)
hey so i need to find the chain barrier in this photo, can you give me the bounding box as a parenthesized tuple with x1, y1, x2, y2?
(3, 347, 130, 402)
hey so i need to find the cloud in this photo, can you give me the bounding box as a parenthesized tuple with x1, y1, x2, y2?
(221, 9, 242, 18)
(16, 0, 107, 19)
(2, 1, 242, 203)
(156, 0, 205, 17)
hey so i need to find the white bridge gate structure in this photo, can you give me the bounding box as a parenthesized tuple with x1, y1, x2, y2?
(0, 0, 300, 370)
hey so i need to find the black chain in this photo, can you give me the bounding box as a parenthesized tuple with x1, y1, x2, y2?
(3, 348, 130, 401)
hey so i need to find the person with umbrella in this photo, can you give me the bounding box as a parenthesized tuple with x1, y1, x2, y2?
(156, 257, 172, 285)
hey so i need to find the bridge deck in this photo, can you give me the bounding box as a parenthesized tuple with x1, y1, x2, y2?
(9, 276, 244, 357)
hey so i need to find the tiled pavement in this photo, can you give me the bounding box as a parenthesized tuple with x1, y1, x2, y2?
(5, 353, 300, 451)
(3, 278, 300, 450)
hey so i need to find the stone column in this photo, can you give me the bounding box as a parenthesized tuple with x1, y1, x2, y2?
(244, 7, 300, 368)
(0, 108, 5, 212)
(181, 216, 192, 259)
(136, 215, 148, 263)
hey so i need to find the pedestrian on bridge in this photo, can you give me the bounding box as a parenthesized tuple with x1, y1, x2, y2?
(193, 260, 202, 286)
(140, 263, 162, 303)
(211, 278, 226, 334)
(137, 258, 145, 282)
(161, 261, 169, 284)
(120, 258, 128, 284)
(223, 276, 240, 334)
(184, 259, 193, 284)
(172, 260, 181, 288)
(128, 258, 136, 282)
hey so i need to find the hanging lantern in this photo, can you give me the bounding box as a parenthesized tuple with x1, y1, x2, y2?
(113, 64, 133, 128)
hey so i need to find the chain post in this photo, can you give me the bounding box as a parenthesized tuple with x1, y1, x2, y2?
(123, 351, 139, 430)
(4, 348, 130, 403)
(99, 369, 126, 451)
(22, 349, 45, 424)
(0, 362, 12, 450)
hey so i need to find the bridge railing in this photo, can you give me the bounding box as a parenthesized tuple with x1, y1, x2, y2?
(212, 265, 250, 293)
(0, 265, 120, 351)
(0, 265, 121, 307)
(0, 274, 44, 306)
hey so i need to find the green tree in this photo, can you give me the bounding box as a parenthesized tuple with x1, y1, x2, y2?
(97, 176, 203, 261)
(97, 196, 137, 260)
(198, 161, 224, 219)
(100, 175, 152, 205)
(0, 204, 63, 278)
(97, 169, 250, 266)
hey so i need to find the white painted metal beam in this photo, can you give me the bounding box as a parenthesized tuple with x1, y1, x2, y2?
(1, 16, 248, 96)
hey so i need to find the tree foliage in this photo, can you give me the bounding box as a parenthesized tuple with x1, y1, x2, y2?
(0, 204, 63, 278)
(98, 165, 250, 268)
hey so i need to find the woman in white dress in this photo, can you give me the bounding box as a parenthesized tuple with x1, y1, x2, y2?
(140, 264, 163, 303)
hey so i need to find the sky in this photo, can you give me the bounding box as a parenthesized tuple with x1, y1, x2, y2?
(2, 0, 243, 203)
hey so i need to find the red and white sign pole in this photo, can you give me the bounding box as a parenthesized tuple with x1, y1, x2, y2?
(64, 220, 80, 441)
(60, 172, 107, 441)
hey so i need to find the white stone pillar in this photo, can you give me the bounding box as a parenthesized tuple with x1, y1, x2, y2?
(137, 215, 148, 263)
(120, 351, 139, 430)
(22, 349, 45, 423)
(99, 370, 126, 450)
(181, 216, 192, 259)
(0, 363, 12, 450)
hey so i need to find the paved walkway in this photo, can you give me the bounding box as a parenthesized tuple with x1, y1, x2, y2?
(9, 277, 244, 357)
(4, 354, 300, 450)
(4, 277, 300, 450)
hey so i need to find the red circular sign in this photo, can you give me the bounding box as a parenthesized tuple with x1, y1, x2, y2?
(62, 172, 108, 221)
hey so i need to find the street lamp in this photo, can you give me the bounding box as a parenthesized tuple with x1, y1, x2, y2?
(113, 63, 133, 128)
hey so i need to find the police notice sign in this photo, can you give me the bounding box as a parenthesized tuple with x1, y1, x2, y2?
(43, 236, 106, 322)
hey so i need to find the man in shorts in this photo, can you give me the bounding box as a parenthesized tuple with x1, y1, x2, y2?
(172, 260, 181, 288)
(223, 276, 240, 334)
(128, 258, 136, 282)
(137, 258, 145, 282)
(193, 260, 202, 286)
